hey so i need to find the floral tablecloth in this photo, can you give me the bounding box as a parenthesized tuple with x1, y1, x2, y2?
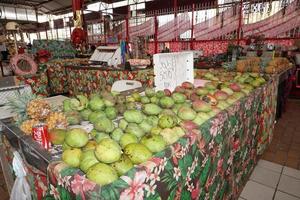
(44, 59, 89, 95)
(0, 133, 48, 200)
(43, 77, 278, 200)
(66, 67, 155, 96)
(15, 73, 49, 97)
(31, 40, 76, 60)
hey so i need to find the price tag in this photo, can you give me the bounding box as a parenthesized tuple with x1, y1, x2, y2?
(153, 52, 194, 91)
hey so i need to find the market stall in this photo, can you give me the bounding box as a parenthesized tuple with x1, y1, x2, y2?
(0, 71, 278, 200)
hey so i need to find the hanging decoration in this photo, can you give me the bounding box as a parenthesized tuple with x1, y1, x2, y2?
(71, 0, 86, 45)
(10, 54, 38, 75)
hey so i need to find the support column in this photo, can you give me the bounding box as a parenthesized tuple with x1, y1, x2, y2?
(154, 13, 158, 54)
(174, 0, 178, 41)
(35, 8, 41, 40)
(237, 0, 243, 45)
(126, 5, 130, 44)
(190, 4, 195, 50)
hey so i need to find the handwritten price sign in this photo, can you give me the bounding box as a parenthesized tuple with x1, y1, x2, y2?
(154, 52, 194, 91)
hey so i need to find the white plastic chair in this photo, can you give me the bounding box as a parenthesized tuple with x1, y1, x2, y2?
(111, 80, 142, 92)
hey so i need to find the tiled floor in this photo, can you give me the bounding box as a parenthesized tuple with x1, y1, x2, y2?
(262, 99, 300, 169)
(240, 159, 300, 200)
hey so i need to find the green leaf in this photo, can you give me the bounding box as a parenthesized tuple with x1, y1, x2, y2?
(167, 188, 177, 200)
(165, 160, 173, 171)
(200, 157, 211, 186)
(42, 195, 55, 200)
(215, 134, 223, 144)
(75, 195, 82, 200)
(144, 193, 161, 200)
(180, 189, 191, 200)
(162, 171, 177, 191)
(59, 186, 72, 200)
(60, 167, 79, 177)
(110, 178, 129, 189)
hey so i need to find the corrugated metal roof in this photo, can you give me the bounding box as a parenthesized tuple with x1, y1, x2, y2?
(0, 0, 106, 15)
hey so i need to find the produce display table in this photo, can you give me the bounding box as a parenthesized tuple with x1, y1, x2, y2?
(42, 77, 278, 200)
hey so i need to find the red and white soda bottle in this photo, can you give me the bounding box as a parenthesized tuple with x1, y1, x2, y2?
(32, 123, 51, 149)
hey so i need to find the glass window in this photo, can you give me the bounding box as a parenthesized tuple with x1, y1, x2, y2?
(4, 7, 16, 20)
(30, 33, 38, 43)
(16, 8, 27, 20)
(27, 9, 36, 21)
(40, 31, 47, 39)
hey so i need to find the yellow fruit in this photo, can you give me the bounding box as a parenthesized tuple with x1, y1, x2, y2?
(27, 99, 51, 120)
(20, 119, 40, 135)
(46, 112, 68, 130)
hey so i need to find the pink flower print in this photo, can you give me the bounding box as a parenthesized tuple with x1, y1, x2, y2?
(191, 182, 200, 199)
(185, 129, 199, 146)
(172, 144, 183, 166)
(50, 184, 60, 200)
(217, 159, 224, 175)
(82, 179, 96, 193)
(210, 119, 219, 137)
(173, 167, 181, 181)
(71, 174, 84, 195)
(205, 177, 213, 191)
(120, 171, 147, 200)
(197, 137, 206, 155)
(233, 139, 240, 151)
(71, 174, 96, 200)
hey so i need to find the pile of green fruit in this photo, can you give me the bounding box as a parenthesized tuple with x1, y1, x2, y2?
(52, 77, 266, 186)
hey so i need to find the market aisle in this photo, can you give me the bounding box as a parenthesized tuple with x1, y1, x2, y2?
(262, 99, 300, 169)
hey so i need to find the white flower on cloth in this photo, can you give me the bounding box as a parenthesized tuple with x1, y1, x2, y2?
(120, 171, 147, 200)
(158, 157, 167, 172)
(187, 182, 195, 192)
(57, 174, 64, 187)
(149, 167, 161, 185)
(50, 184, 61, 200)
(173, 167, 181, 181)
(63, 176, 72, 190)
(144, 182, 157, 197)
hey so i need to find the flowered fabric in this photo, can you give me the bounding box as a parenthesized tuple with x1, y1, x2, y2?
(31, 40, 76, 60)
(66, 67, 155, 96)
(0, 134, 48, 200)
(44, 78, 278, 200)
(15, 73, 49, 96)
(45, 59, 89, 95)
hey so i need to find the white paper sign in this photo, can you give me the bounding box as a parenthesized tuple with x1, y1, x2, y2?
(153, 52, 194, 91)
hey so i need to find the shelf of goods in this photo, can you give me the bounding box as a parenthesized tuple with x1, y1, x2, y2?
(0, 72, 279, 200)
